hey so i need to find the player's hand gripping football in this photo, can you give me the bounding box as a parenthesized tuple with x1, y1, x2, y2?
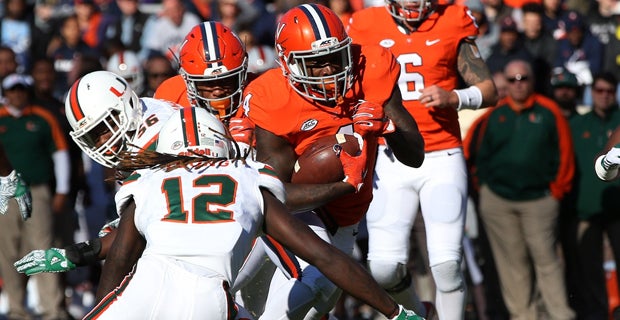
(388, 304, 426, 320)
(0, 170, 32, 220)
(14, 248, 76, 276)
(352, 101, 395, 138)
(602, 144, 620, 170)
(339, 133, 367, 193)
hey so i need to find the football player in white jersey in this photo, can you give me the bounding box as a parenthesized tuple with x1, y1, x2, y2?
(85, 106, 423, 320)
(13, 70, 179, 274)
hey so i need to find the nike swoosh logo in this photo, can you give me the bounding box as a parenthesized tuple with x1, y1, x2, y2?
(426, 39, 440, 46)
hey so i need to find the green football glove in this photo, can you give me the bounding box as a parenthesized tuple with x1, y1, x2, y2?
(14, 248, 76, 276)
(389, 304, 426, 320)
(0, 170, 32, 220)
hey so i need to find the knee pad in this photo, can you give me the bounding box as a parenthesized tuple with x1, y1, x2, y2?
(368, 260, 409, 291)
(430, 260, 464, 293)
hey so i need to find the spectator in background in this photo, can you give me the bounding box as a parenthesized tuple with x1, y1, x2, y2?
(143, 53, 175, 97)
(486, 15, 533, 74)
(48, 14, 100, 98)
(568, 72, 620, 319)
(0, 46, 18, 100)
(32, 0, 72, 63)
(237, 28, 276, 75)
(586, 0, 618, 45)
(465, 59, 575, 319)
(603, 14, 620, 94)
(468, 0, 499, 60)
(542, 0, 566, 39)
(74, 0, 105, 51)
(102, 0, 154, 61)
(555, 10, 604, 87)
(1, 0, 32, 73)
(550, 67, 582, 118)
(213, 0, 258, 33)
(0, 73, 71, 320)
(521, 2, 557, 95)
(143, 0, 200, 60)
(481, 0, 514, 24)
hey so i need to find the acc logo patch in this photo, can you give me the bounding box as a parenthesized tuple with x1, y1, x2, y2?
(379, 39, 395, 48)
(301, 119, 318, 131)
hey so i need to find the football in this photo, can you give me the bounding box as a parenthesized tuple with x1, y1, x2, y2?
(291, 134, 361, 184)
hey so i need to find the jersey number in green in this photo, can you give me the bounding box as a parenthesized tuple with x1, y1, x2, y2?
(161, 174, 237, 223)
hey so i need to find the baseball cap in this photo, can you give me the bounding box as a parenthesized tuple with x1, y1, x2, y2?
(561, 11, 585, 32)
(2, 73, 33, 90)
(499, 16, 518, 33)
(550, 68, 579, 88)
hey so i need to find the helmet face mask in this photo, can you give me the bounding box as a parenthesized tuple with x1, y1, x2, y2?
(65, 71, 142, 168)
(184, 63, 247, 119)
(385, 0, 433, 23)
(156, 107, 232, 158)
(275, 4, 353, 104)
(179, 22, 248, 120)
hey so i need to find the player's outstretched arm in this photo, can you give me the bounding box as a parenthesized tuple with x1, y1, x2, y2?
(15, 229, 117, 275)
(261, 188, 424, 320)
(96, 200, 145, 302)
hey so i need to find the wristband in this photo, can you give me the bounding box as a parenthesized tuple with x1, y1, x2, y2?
(595, 154, 619, 181)
(65, 238, 102, 266)
(453, 86, 483, 111)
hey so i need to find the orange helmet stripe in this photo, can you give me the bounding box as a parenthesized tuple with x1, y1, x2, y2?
(69, 78, 85, 121)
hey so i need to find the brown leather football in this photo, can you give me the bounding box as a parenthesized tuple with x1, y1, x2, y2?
(291, 134, 361, 184)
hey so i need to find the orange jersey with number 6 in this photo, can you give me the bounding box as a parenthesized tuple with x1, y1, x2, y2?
(348, 5, 478, 151)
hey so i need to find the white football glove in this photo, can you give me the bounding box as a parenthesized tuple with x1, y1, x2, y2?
(0, 170, 32, 220)
(603, 145, 620, 170)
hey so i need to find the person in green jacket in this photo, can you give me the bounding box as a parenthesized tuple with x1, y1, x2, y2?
(572, 72, 620, 317)
(465, 59, 576, 319)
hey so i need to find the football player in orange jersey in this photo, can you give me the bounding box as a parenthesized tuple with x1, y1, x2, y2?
(347, 0, 498, 318)
(155, 21, 301, 316)
(242, 4, 427, 319)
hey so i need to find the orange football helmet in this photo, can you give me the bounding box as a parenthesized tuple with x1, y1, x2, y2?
(275, 4, 353, 104)
(385, 0, 435, 23)
(178, 21, 248, 120)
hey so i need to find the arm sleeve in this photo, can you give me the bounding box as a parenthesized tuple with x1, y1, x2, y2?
(52, 150, 71, 194)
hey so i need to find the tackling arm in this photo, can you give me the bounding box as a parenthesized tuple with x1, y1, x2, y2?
(261, 188, 418, 319)
(95, 199, 146, 302)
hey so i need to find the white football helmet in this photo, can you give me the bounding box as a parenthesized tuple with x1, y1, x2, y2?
(156, 107, 232, 158)
(106, 50, 144, 95)
(65, 70, 142, 168)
